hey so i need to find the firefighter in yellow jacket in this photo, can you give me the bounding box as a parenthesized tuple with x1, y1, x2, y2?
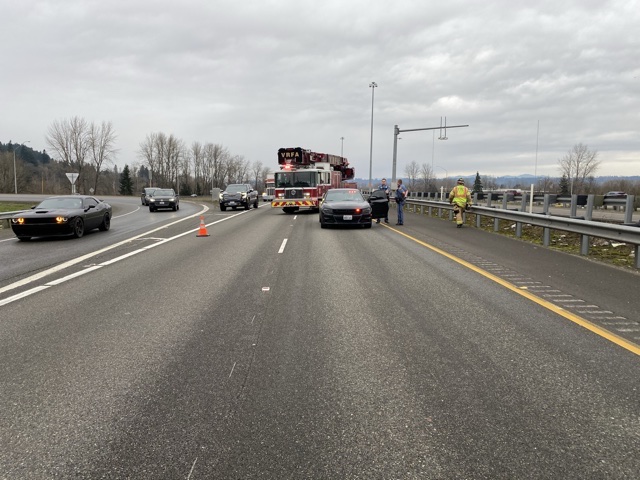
(448, 178, 472, 228)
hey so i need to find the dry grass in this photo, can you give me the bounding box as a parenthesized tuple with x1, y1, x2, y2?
(421, 207, 638, 270)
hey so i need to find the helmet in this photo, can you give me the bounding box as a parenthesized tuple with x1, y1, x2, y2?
(457, 178, 465, 184)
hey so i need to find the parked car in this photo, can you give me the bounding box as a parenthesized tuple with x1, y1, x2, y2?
(149, 189, 179, 212)
(319, 188, 372, 228)
(11, 195, 112, 241)
(141, 187, 158, 206)
(603, 191, 627, 198)
(219, 184, 258, 211)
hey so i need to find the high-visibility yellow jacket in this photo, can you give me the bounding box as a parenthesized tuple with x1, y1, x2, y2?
(449, 185, 471, 207)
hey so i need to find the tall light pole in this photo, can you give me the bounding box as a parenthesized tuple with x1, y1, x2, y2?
(436, 165, 448, 190)
(13, 140, 30, 194)
(368, 81, 377, 191)
(340, 136, 344, 157)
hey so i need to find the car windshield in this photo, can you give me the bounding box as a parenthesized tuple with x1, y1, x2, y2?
(154, 189, 174, 196)
(324, 190, 364, 202)
(37, 197, 83, 209)
(226, 185, 248, 193)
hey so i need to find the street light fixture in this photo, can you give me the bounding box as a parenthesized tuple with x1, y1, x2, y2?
(368, 81, 377, 191)
(340, 136, 344, 157)
(13, 140, 30, 194)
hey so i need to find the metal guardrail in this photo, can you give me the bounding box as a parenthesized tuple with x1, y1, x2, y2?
(400, 194, 640, 268)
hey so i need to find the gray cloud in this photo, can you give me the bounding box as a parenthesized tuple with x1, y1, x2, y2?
(2, 0, 638, 182)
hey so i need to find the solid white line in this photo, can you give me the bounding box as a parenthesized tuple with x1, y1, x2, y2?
(0, 286, 50, 307)
(278, 238, 288, 253)
(45, 265, 103, 285)
(0, 207, 248, 301)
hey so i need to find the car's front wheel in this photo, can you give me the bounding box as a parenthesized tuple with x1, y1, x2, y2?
(98, 213, 111, 231)
(220, 205, 227, 211)
(245, 201, 251, 210)
(72, 218, 85, 238)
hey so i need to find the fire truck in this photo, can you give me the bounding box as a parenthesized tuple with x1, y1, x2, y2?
(271, 147, 355, 214)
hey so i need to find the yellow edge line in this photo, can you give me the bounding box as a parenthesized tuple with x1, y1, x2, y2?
(386, 225, 640, 356)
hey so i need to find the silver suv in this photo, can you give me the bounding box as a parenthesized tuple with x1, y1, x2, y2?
(219, 184, 259, 211)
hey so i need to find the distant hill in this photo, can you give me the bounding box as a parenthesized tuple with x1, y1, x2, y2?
(358, 175, 640, 186)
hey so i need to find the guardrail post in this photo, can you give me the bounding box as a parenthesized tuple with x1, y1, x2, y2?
(579, 195, 595, 256)
(635, 245, 640, 269)
(624, 195, 635, 225)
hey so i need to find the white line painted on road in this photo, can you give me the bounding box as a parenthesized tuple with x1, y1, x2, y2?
(0, 206, 252, 306)
(0, 285, 50, 307)
(278, 238, 288, 253)
(45, 265, 103, 285)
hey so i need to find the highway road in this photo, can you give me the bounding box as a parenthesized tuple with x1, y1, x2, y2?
(0, 196, 639, 478)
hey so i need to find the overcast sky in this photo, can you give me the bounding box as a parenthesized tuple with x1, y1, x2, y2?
(2, 0, 638, 183)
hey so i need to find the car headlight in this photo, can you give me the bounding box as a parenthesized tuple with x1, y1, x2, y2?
(150, 198, 155, 202)
(363, 207, 372, 214)
(322, 207, 333, 214)
(55, 216, 68, 223)
(12, 218, 24, 224)
(241, 193, 247, 198)
(169, 197, 175, 202)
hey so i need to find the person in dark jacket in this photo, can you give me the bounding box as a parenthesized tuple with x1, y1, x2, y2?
(395, 179, 408, 225)
(376, 178, 390, 223)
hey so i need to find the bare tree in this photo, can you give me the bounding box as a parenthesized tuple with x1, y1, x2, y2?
(251, 160, 264, 190)
(191, 141, 204, 194)
(419, 162, 434, 191)
(88, 121, 118, 194)
(558, 143, 600, 194)
(536, 175, 554, 193)
(46, 117, 90, 192)
(404, 160, 420, 191)
(138, 133, 158, 186)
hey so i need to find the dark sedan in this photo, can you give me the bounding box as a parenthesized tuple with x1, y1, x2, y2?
(319, 188, 372, 228)
(11, 195, 112, 241)
(149, 189, 179, 212)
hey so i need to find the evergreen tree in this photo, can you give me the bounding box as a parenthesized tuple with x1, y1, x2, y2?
(119, 164, 134, 195)
(472, 171, 483, 194)
(559, 174, 569, 195)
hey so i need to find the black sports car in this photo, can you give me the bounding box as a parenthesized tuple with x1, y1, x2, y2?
(319, 188, 372, 228)
(11, 195, 112, 241)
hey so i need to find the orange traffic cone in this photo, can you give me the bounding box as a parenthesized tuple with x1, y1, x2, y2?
(196, 215, 210, 237)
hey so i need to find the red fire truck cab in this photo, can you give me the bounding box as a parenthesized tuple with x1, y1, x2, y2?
(271, 147, 355, 214)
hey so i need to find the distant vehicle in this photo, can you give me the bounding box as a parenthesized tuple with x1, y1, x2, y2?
(604, 191, 626, 198)
(149, 189, 179, 212)
(219, 184, 258, 211)
(263, 175, 275, 202)
(141, 187, 157, 206)
(319, 188, 372, 229)
(11, 195, 112, 241)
